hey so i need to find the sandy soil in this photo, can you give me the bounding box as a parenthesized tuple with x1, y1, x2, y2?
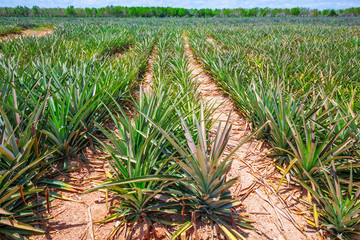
(142, 46, 157, 93)
(0, 29, 52, 41)
(183, 33, 320, 240)
(206, 36, 226, 51)
(31, 152, 115, 240)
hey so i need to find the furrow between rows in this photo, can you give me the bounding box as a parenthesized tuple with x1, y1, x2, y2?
(183, 33, 317, 240)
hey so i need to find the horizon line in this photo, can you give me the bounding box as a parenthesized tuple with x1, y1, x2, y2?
(1, 5, 359, 11)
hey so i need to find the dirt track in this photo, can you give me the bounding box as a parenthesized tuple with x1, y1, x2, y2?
(0, 29, 52, 41)
(184, 33, 318, 240)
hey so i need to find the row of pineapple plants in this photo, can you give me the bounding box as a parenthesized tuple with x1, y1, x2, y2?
(86, 28, 268, 239)
(188, 22, 360, 239)
(0, 21, 154, 239)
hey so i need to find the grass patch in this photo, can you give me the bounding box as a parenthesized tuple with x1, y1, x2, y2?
(31, 26, 52, 31)
(0, 25, 23, 36)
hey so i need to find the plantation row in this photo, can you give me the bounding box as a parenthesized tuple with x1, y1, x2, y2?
(0, 21, 153, 238)
(189, 21, 360, 238)
(0, 18, 359, 239)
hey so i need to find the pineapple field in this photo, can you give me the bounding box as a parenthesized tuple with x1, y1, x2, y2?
(0, 17, 359, 240)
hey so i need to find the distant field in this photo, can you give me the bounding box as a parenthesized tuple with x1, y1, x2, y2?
(0, 17, 359, 240)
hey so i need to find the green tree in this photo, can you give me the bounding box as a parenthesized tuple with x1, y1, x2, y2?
(65, 6, 75, 16)
(195, 9, 205, 17)
(259, 7, 271, 16)
(85, 7, 93, 17)
(246, 8, 259, 17)
(222, 9, 232, 17)
(204, 9, 213, 17)
(290, 7, 301, 16)
(329, 9, 338, 16)
(14, 6, 30, 17)
(322, 9, 330, 16)
(311, 9, 320, 17)
(31, 6, 41, 17)
(178, 8, 189, 17)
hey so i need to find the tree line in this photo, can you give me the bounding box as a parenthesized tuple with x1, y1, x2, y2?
(0, 6, 360, 18)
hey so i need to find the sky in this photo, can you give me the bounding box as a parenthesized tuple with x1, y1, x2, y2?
(0, 0, 359, 10)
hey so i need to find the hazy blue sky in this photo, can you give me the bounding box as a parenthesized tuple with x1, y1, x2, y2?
(0, 0, 359, 10)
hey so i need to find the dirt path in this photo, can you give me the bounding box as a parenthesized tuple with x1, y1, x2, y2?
(206, 36, 226, 52)
(183, 33, 318, 240)
(142, 46, 157, 93)
(0, 29, 52, 41)
(32, 154, 114, 240)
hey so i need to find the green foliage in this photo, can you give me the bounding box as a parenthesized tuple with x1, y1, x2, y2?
(0, 18, 154, 239)
(0, 25, 23, 36)
(189, 19, 360, 239)
(87, 91, 183, 229)
(148, 106, 268, 239)
(0, 99, 56, 238)
(1, 6, 360, 18)
(300, 162, 360, 239)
